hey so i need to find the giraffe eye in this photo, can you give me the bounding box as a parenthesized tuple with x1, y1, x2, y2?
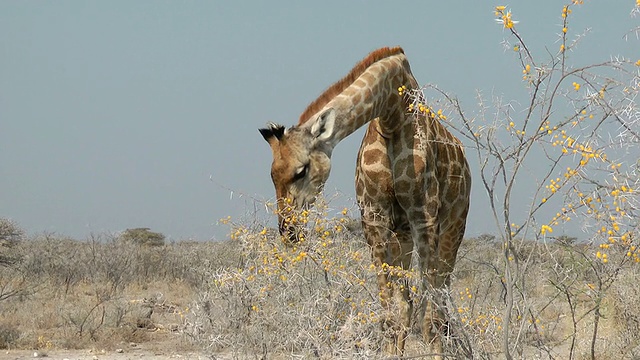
(293, 164, 309, 181)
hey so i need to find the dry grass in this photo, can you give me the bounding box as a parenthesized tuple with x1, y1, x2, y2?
(0, 232, 237, 352)
(2, 211, 640, 359)
(183, 202, 640, 359)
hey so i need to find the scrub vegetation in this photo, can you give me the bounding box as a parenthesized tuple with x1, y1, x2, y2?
(2, 2, 639, 359)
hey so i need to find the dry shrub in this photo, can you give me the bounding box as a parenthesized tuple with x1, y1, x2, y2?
(183, 202, 640, 359)
(185, 203, 390, 358)
(0, 324, 20, 349)
(449, 234, 640, 359)
(0, 214, 639, 358)
(602, 264, 640, 357)
(0, 229, 235, 351)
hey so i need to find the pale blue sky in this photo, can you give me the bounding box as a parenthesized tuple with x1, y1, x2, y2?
(1, 2, 637, 240)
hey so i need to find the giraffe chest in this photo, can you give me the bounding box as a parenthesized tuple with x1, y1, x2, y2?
(388, 118, 434, 182)
(356, 119, 434, 206)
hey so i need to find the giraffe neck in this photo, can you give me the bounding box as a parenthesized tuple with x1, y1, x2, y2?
(307, 54, 418, 150)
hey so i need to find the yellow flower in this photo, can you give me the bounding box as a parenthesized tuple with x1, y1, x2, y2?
(496, 5, 506, 11)
(495, 9, 519, 29)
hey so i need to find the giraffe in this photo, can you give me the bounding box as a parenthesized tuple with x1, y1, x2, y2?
(259, 46, 471, 358)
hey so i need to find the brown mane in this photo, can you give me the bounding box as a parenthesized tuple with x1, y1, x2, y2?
(298, 46, 405, 125)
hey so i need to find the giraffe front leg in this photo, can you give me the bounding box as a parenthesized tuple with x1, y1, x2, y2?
(364, 226, 398, 355)
(355, 118, 414, 355)
(386, 230, 413, 355)
(364, 223, 413, 356)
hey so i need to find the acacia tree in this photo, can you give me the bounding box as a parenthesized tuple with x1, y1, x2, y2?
(0, 218, 24, 267)
(119, 227, 165, 247)
(0, 218, 26, 302)
(409, 2, 640, 358)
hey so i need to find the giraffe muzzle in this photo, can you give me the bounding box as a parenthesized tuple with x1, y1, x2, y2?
(279, 220, 303, 244)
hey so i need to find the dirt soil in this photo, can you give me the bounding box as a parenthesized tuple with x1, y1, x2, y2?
(0, 345, 214, 360)
(0, 339, 215, 360)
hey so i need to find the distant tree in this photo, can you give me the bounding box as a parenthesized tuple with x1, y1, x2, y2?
(476, 233, 497, 243)
(119, 228, 165, 247)
(0, 218, 24, 266)
(555, 235, 578, 246)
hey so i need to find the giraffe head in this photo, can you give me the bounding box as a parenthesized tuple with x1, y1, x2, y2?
(259, 108, 336, 243)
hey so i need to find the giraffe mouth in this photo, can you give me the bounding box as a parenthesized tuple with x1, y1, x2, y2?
(277, 199, 312, 244)
(279, 220, 304, 244)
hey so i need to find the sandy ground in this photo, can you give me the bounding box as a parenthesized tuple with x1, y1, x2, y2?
(0, 341, 215, 360)
(0, 347, 212, 360)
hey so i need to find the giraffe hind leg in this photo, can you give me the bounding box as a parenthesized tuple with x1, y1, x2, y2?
(414, 232, 448, 360)
(420, 227, 466, 359)
(422, 280, 447, 359)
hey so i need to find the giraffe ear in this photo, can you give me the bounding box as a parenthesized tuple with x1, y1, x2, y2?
(310, 108, 335, 141)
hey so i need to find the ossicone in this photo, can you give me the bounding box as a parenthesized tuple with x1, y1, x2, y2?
(259, 122, 286, 143)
